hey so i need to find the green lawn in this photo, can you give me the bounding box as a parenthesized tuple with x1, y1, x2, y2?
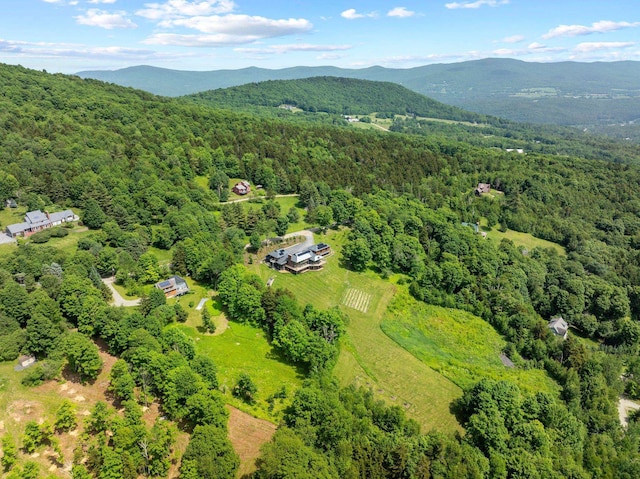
(247, 228, 463, 433)
(240, 195, 310, 234)
(381, 292, 560, 395)
(163, 277, 302, 422)
(174, 321, 304, 422)
(147, 245, 173, 264)
(480, 218, 566, 256)
(193, 175, 209, 189)
(0, 206, 28, 229)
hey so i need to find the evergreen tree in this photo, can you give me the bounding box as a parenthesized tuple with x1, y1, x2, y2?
(81, 198, 107, 230)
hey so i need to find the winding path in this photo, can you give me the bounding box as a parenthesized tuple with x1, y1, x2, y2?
(102, 277, 141, 307)
(618, 397, 640, 427)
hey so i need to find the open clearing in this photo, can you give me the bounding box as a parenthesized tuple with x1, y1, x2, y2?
(175, 320, 304, 423)
(381, 292, 560, 394)
(479, 218, 566, 256)
(248, 228, 462, 433)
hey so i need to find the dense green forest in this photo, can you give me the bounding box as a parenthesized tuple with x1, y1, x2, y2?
(3, 62, 640, 478)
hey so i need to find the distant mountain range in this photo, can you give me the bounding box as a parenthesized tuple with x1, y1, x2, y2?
(77, 58, 640, 127)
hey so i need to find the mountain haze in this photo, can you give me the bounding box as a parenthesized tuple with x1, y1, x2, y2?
(77, 59, 640, 127)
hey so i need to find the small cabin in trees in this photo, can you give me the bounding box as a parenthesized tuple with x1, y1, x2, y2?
(155, 275, 189, 298)
(475, 183, 491, 195)
(548, 316, 569, 339)
(232, 180, 251, 195)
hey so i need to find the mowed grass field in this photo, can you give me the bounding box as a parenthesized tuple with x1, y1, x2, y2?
(175, 320, 304, 423)
(381, 292, 560, 395)
(479, 218, 566, 256)
(248, 228, 463, 433)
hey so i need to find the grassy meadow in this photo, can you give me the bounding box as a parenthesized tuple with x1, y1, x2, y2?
(174, 318, 304, 422)
(480, 218, 566, 256)
(381, 292, 560, 395)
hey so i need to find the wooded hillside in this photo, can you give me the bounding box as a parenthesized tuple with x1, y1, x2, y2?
(2, 63, 640, 478)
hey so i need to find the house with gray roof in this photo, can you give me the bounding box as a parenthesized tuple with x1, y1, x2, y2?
(548, 316, 569, 339)
(5, 209, 77, 238)
(155, 275, 189, 298)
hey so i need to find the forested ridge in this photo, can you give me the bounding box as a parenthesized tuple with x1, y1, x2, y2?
(182, 76, 640, 165)
(183, 76, 488, 122)
(2, 62, 640, 478)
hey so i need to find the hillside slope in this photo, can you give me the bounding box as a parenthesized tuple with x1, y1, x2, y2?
(77, 59, 640, 126)
(183, 76, 489, 123)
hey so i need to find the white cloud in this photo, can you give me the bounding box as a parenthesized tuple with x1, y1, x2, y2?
(317, 53, 347, 60)
(501, 34, 524, 43)
(388, 7, 415, 18)
(88, 0, 117, 4)
(0, 38, 165, 60)
(381, 52, 480, 65)
(445, 0, 508, 10)
(75, 9, 137, 29)
(144, 33, 259, 46)
(341, 8, 377, 20)
(341, 9, 362, 19)
(492, 42, 565, 56)
(164, 14, 312, 37)
(235, 43, 352, 55)
(543, 20, 640, 39)
(574, 41, 635, 53)
(136, 0, 235, 21)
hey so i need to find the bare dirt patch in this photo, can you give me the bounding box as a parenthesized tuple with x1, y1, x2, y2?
(7, 400, 44, 423)
(227, 406, 277, 477)
(213, 314, 230, 336)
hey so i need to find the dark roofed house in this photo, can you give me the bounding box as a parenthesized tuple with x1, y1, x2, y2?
(266, 243, 331, 274)
(548, 316, 569, 339)
(155, 275, 189, 298)
(5, 199, 17, 208)
(475, 183, 491, 195)
(309, 243, 331, 256)
(232, 180, 251, 195)
(265, 248, 289, 270)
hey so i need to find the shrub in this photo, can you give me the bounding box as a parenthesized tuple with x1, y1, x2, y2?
(233, 373, 257, 404)
(29, 230, 51, 243)
(50, 227, 69, 238)
(21, 360, 63, 387)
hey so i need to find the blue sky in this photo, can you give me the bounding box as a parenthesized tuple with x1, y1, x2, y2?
(1, 0, 639, 73)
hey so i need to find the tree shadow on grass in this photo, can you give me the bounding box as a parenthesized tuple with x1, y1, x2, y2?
(264, 346, 307, 379)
